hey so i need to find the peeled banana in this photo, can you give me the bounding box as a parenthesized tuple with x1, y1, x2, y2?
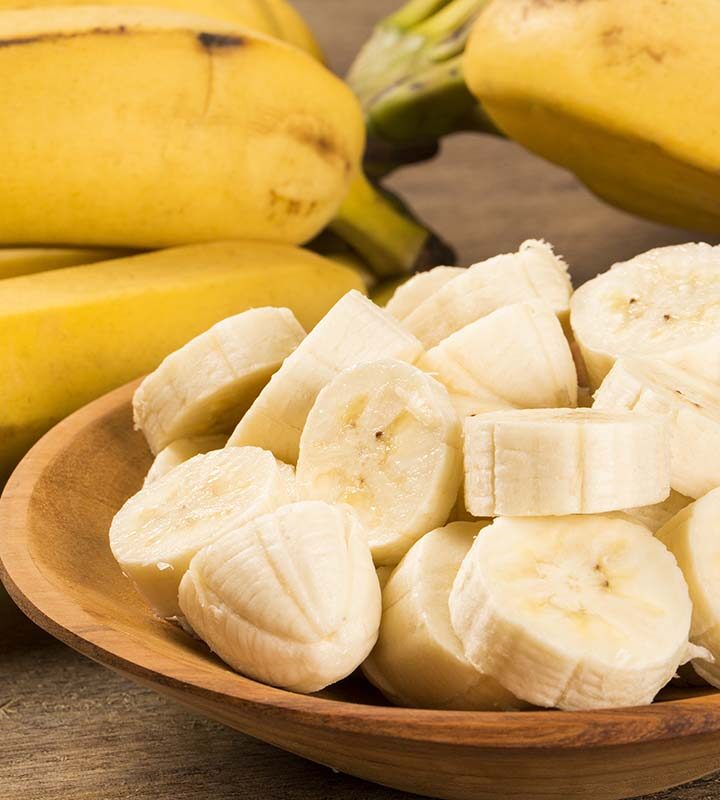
(385, 266, 464, 320)
(144, 436, 228, 485)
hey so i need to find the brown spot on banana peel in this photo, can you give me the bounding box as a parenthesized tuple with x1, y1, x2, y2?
(196, 32, 245, 50)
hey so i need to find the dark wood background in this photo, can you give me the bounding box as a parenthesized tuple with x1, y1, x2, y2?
(2, 1, 718, 797)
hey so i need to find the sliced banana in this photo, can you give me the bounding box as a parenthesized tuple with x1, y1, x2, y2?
(622, 490, 691, 534)
(418, 301, 577, 418)
(385, 266, 464, 320)
(449, 515, 696, 710)
(178, 501, 381, 693)
(463, 408, 670, 516)
(144, 435, 227, 485)
(363, 522, 525, 710)
(109, 446, 294, 618)
(227, 290, 423, 464)
(296, 359, 463, 566)
(570, 243, 720, 389)
(657, 487, 720, 688)
(134, 307, 305, 454)
(594, 358, 720, 498)
(403, 240, 572, 348)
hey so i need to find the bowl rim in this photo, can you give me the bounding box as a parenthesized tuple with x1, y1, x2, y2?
(3, 379, 720, 752)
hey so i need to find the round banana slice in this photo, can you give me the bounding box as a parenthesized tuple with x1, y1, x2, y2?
(449, 515, 696, 710)
(622, 490, 691, 534)
(403, 240, 572, 349)
(144, 435, 227, 485)
(658, 487, 720, 688)
(109, 446, 294, 618)
(179, 501, 381, 693)
(134, 307, 305, 454)
(570, 243, 720, 389)
(594, 358, 720, 498)
(296, 359, 463, 566)
(227, 290, 423, 464)
(363, 522, 524, 710)
(418, 301, 577, 418)
(463, 408, 670, 516)
(385, 266, 464, 320)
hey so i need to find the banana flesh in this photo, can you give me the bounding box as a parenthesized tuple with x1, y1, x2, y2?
(227, 291, 423, 464)
(449, 515, 698, 710)
(385, 266, 464, 320)
(463, 408, 670, 516)
(134, 308, 305, 454)
(622, 490, 691, 535)
(179, 501, 381, 693)
(296, 359, 462, 566)
(144, 435, 228, 485)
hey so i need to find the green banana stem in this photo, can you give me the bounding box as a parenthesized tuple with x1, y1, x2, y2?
(328, 172, 455, 278)
(347, 0, 499, 178)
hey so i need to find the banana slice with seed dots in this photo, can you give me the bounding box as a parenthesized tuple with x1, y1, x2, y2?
(109, 446, 295, 618)
(296, 359, 463, 566)
(403, 239, 572, 349)
(227, 290, 423, 464)
(363, 522, 526, 710)
(179, 501, 381, 693)
(134, 307, 305, 454)
(593, 357, 720, 498)
(385, 266, 464, 320)
(463, 408, 670, 517)
(449, 515, 701, 710)
(143, 435, 228, 485)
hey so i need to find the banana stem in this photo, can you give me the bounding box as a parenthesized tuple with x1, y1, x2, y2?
(329, 172, 455, 278)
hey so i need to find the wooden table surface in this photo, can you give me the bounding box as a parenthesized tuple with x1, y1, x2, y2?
(3, 2, 720, 798)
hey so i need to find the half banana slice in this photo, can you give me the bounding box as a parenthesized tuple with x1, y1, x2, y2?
(463, 408, 670, 516)
(109, 446, 294, 618)
(449, 515, 696, 710)
(418, 301, 577, 418)
(179, 501, 381, 694)
(227, 290, 422, 464)
(658, 487, 720, 688)
(385, 266, 464, 320)
(144, 435, 227, 485)
(594, 358, 720, 498)
(363, 522, 525, 710)
(134, 307, 305, 454)
(403, 240, 572, 348)
(296, 359, 463, 566)
(571, 243, 720, 389)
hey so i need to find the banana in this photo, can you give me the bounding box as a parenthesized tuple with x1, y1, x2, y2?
(363, 521, 525, 710)
(134, 307, 305, 454)
(384, 266, 464, 320)
(657, 487, 720, 688)
(296, 359, 462, 566)
(375, 566, 393, 590)
(144, 435, 227, 485)
(570, 243, 720, 389)
(449, 515, 698, 710)
(622, 491, 692, 535)
(402, 240, 572, 349)
(0, 247, 126, 280)
(463, 408, 670, 517)
(110, 446, 294, 619)
(0, 241, 363, 485)
(418, 301, 577, 418)
(227, 291, 423, 465)
(593, 358, 720, 499)
(0, 7, 362, 250)
(178, 501, 381, 693)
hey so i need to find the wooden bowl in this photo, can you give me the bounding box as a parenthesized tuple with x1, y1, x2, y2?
(3, 381, 720, 800)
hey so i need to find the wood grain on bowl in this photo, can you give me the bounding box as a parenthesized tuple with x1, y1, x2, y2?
(2, 380, 720, 800)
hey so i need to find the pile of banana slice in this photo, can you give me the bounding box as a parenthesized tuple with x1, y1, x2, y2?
(110, 240, 720, 712)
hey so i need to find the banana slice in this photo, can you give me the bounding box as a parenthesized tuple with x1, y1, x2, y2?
(403, 240, 572, 348)
(593, 358, 720, 498)
(296, 359, 462, 566)
(178, 501, 381, 693)
(449, 515, 697, 710)
(570, 243, 720, 389)
(227, 290, 423, 464)
(363, 522, 525, 710)
(418, 301, 577, 418)
(385, 266, 464, 320)
(134, 307, 305, 454)
(109, 446, 294, 618)
(657, 487, 720, 687)
(463, 408, 670, 516)
(144, 435, 227, 485)
(622, 490, 691, 534)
